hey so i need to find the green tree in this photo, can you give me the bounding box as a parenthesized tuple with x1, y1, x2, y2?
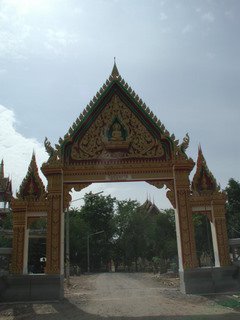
(114, 202, 177, 272)
(69, 192, 116, 272)
(113, 199, 140, 269)
(68, 194, 178, 273)
(123, 208, 151, 271)
(0, 211, 12, 247)
(69, 207, 89, 271)
(115, 199, 140, 237)
(225, 178, 240, 238)
(153, 209, 177, 260)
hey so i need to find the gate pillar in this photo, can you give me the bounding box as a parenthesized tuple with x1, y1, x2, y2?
(173, 166, 198, 271)
(11, 203, 26, 274)
(211, 199, 231, 267)
(45, 171, 64, 275)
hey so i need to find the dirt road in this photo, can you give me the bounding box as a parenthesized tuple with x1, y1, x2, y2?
(1, 272, 240, 319)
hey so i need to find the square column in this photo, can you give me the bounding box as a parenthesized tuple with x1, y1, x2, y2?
(174, 167, 198, 271)
(11, 205, 26, 274)
(23, 228, 29, 274)
(45, 172, 64, 275)
(211, 199, 231, 267)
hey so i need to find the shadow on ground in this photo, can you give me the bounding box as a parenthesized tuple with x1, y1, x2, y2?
(0, 299, 239, 320)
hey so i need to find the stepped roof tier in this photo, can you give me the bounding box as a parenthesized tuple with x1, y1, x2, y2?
(140, 199, 161, 216)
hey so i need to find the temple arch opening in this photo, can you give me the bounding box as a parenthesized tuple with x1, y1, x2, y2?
(63, 181, 178, 274)
(27, 217, 47, 274)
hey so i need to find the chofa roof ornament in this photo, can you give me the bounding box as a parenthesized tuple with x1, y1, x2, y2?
(180, 133, 190, 153)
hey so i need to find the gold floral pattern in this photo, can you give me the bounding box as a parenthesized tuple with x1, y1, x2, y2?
(71, 95, 165, 160)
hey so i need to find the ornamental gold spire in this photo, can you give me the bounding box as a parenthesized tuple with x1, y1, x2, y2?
(111, 57, 120, 79)
(17, 152, 46, 200)
(192, 145, 219, 195)
(0, 159, 12, 204)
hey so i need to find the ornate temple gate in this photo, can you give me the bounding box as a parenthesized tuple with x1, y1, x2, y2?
(9, 63, 238, 300)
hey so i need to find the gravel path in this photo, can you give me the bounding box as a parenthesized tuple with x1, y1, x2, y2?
(0, 272, 240, 319)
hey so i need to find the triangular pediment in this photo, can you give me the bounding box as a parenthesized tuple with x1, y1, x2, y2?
(68, 92, 171, 162)
(51, 63, 190, 165)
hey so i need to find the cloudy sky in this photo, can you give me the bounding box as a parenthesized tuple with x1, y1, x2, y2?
(0, 0, 239, 209)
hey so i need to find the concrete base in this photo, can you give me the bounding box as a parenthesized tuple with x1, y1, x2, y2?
(180, 266, 240, 294)
(0, 274, 64, 302)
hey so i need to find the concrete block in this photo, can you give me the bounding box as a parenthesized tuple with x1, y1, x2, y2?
(180, 266, 240, 294)
(0, 275, 64, 302)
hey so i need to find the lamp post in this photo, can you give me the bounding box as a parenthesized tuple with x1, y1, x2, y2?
(87, 230, 104, 273)
(65, 191, 103, 285)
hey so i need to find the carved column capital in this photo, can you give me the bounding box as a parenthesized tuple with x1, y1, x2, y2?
(211, 203, 226, 219)
(146, 180, 176, 208)
(47, 171, 63, 195)
(63, 183, 91, 210)
(173, 167, 191, 191)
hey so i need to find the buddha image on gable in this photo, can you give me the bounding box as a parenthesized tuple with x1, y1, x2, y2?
(109, 120, 126, 141)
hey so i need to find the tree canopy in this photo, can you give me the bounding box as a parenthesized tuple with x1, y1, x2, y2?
(225, 178, 240, 238)
(67, 194, 177, 273)
(69, 192, 116, 271)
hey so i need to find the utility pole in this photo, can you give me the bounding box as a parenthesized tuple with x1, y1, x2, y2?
(87, 230, 104, 273)
(65, 205, 70, 285)
(87, 234, 90, 273)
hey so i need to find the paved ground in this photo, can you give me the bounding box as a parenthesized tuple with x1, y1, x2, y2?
(0, 273, 240, 319)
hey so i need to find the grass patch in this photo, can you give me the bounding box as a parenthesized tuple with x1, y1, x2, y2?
(217, 298, 240, 309)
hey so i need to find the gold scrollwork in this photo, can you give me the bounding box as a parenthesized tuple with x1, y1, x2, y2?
(176, 189, 198, 268)
(71, 95, 165, 160)
(63, 183, 91, 210)
(146, 180, 176, 208)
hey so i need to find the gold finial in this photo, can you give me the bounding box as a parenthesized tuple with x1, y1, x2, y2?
(111, 57, 119, 79)
(198, 143, 202, 153)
